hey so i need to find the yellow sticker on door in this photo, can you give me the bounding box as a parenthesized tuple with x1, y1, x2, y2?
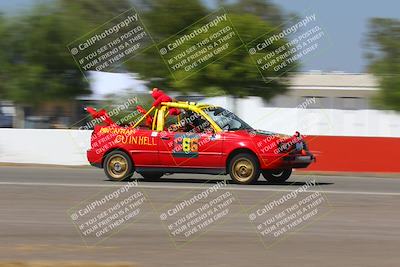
(173, 134, 199, 158)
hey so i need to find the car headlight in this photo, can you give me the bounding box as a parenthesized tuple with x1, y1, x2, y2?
(295, 141, 304, 151)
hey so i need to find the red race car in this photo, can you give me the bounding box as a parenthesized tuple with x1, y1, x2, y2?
(86, 100, 315, 184)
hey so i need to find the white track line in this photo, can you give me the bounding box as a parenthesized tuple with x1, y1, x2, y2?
(0, 181, 400, 196)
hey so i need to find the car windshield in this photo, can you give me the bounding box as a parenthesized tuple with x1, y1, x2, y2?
(203, 107, 253, 131)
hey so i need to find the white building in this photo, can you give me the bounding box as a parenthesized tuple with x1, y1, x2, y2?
(270, 72, 378, 109)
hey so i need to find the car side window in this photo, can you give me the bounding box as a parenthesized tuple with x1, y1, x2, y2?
(160, 108, 181, 132)
(163, 108, 214, 134)
(180, 110, 213, 134)
(164, 113, 178, 130)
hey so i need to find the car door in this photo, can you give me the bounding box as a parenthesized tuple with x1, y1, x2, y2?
(158, 109, 224, 169)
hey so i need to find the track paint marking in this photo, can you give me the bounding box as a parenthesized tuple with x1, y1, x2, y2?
(0, 181, 400, 196)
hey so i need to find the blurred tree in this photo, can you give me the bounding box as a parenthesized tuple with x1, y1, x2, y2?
(365, 18, 400, 111)
(1, 0, 138, 103)
(125, 0, 208, 89)
(2, 4, 90, 106)
(0, 14, 6, 98)
(1, 0, 136, 126)
(59, 0, 133, 27)
(0, 0, 297, 123)
(172, 13, 295, 101)
(125, 0, 296, 104)
(141, 0, 208, 41)
(225, 0, 285, 26)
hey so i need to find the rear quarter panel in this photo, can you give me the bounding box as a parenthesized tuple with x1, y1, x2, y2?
(88, 126, 158, 167)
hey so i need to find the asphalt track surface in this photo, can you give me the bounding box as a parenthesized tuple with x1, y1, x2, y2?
(0, 166, 399, 267)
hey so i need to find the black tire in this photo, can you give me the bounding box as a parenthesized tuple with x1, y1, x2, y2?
(103, 150, 134, 181)
(139, 172, 163, 181)
(262, 169, 292, 183)
(228, 153, 260, 185)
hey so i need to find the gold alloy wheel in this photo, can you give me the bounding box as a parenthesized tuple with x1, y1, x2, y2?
(106, 154, 128, 180)
(232, 158, 254, 183)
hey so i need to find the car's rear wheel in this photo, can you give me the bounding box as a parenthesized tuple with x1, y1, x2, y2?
(139, 172, 163, 181)
(104, 150, 134, 181)
(228, 153, 260, 184)
(262, 169, 292, 183)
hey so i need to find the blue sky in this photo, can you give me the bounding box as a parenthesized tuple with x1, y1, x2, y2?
(1, 0, 398, 73)
(269, 0, 399, 72)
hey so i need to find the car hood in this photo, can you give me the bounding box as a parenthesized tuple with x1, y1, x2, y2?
(251, 129, 290, 139)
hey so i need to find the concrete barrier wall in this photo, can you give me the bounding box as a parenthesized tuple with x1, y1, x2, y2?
(0, 129, 91, 165)
(206, 96, 400, 137)
(304, 135, 400, 173)
(0, 106, 399, 171)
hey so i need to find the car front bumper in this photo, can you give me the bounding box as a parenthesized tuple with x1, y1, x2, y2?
(282, 154, 316, 168)
(260, 152, 316, 169)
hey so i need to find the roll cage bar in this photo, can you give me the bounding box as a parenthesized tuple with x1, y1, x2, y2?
(132, 101, 223, 133)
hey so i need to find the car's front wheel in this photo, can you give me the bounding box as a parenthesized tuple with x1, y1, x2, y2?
(262, 169, 292, 183)
(228, 153, 260, 184)
(103, 150, 134, 181)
